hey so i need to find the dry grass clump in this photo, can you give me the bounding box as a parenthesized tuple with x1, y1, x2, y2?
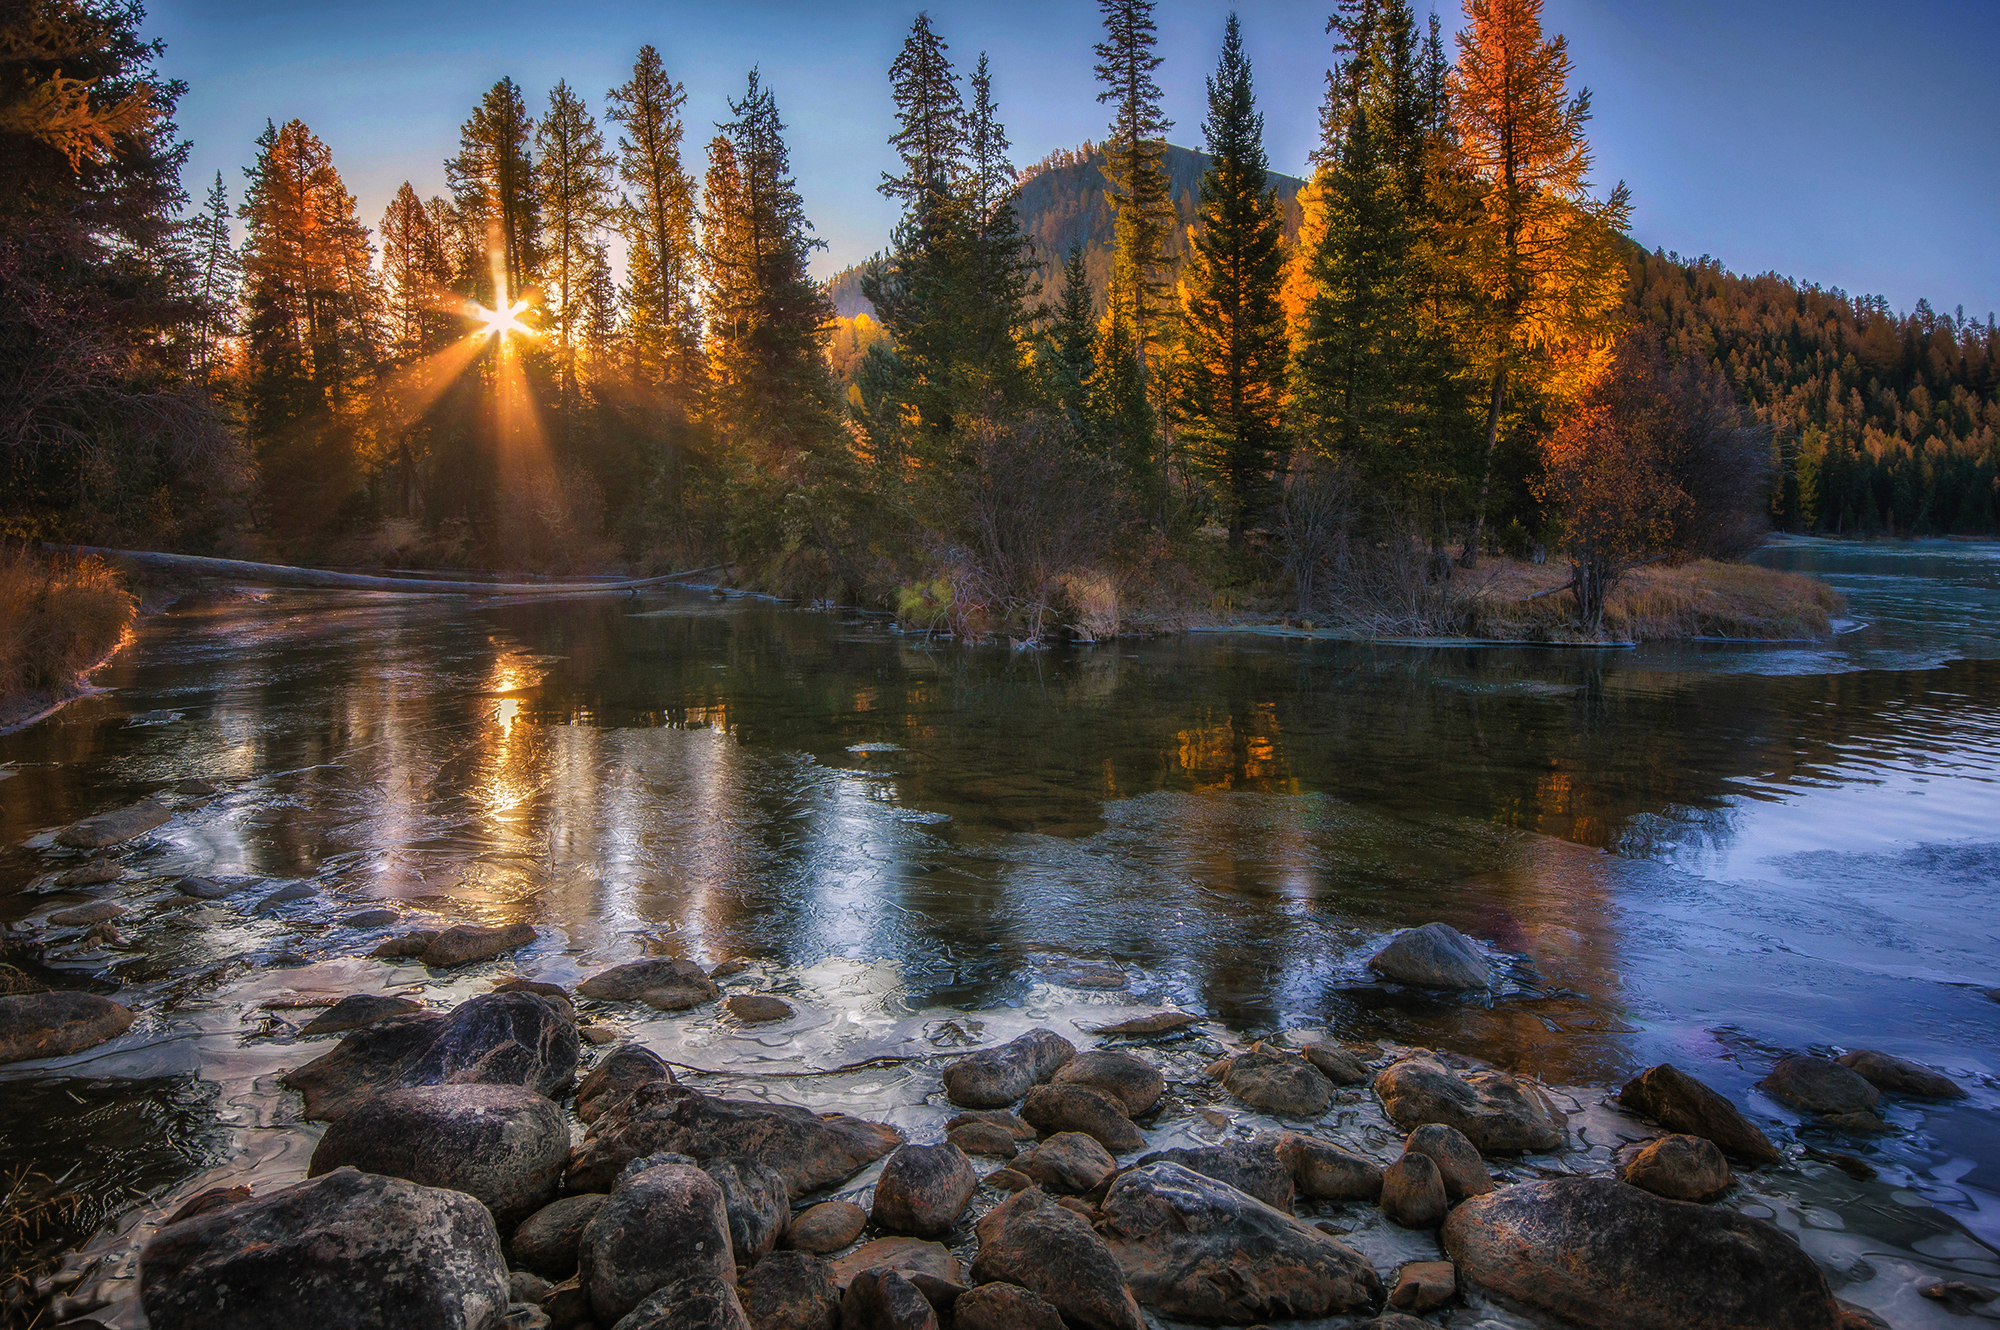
(1463, 556, 1839, 641)
(0, 1163, 84, 1326)
(0, 550, 137, 702)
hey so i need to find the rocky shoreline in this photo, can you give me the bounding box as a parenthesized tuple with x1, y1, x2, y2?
(3, 798, 1994, 1330)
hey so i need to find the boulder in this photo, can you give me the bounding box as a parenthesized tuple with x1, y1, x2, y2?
(55, 859, 123, 887)
(609, 1274, 752, 1329)
(48, 901, 125, 926)
(840, 1268, 937, 1330)
(580, 1154, 736, 1324)
(342, 908, 401, 929)
(1380, 1152, 1449, 1228)
(829, 1238, 962, 1289)
(970, 1187, 1146, 1330)
(740, 1251, 838, 1330)
(952, 1281, 1065, 1330)
(726, 995, 793, 1023)
(253, 881, 316, 913)
(576, 958, 719, 1010)
(945, 1109, 1035, 1139)
(870, 1143, 975, 1237)
(1367, 922, 1490, 989)
(1091, 1011, 1203, 1038)
(422, 923, 539, 968)
(1277, 1133, 1384, 1201)
(0, 991, 135, 1065)
(1834, 1050, 1963, 1100)
(1020, 1084, 1145, 1153)
(163, 1187, 251, 1225)
(1617, 1134, 1732, 1202)
(1442, 1177, 1841, 1330)
(700, 1157, 790, 1265)
(1301, 1042, 1370, 1085)
(509, 1269, 553, 1304)
(1391, 1260, 1456, 1312)
(945, 1122, 1018, 1159)
(56, 798, 169, 849)
(1616, 1064, 1781, 1163)
(786, 1200, 866, 1254)
(1373, 1055, 1564, 1152)
(511, 1194, 606, 1280)
(373, 930, 439, 957)
(1137, 1140, 1294, 1211)
(1050, 1051, 1165, 1116)
(1760, 1055, 1882, 1117)
(565, 1083, 901, 1196)
(1404, 1123, 1493, 1201)
(177, 874, 258, 899)
(139, 1167, 510, 1330)
(309, 1084, 570, 1226)
(983, 1167, 1031, 1192)
(942, 1028, 1076, 1108)
(1015, 1132, 1116, 1195)
(576, 1044, 675, 1123)
(1222, 1047, 1335, 1117)
(1100, 1162, 1383, 1322)
(299, 994, 427, 1037)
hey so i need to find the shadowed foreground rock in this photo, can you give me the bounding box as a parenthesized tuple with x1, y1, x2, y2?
(610, 1273, 752, 1329)
(420, 923, 538, 968)
(700, 1156, 790, 1265)
(0, 991, 135, 1065)
(1835, 1049, 1963, 1099)
(1277, 1132, 1384, 1201)
(1101, 1162, 1383, 1322)
(1137, 1140, 1295, 1211)
(1380, 1152, 1449, 1228)
(1222, 1047, 1335, 1117)
(1367, 922, 1491, 989)
(1442, 1177, 1841, 1330)
(1373, 1055, 1563, 1152)
(566, 1082, 901, 1195)
(1760, 1056, 1881, 1116)
(953, 1280, 1065, 1330)
(740, 1250, 838, 1330)
(1404, 1123, 1493, 1201)
(971, 1187, 1145, 1330)
(576, 958, 720, 1011)
(1617, 1134, 1732, 1202)
(575, 1044, 675, 1123)
(139, 1168, 510, 1330)
(1050, 1051, 1165, 1115)
(786, 1200, 867, 1254)
(299, 994, 427, 1037)
(871, 1143, 976, 1236)
(1616, 1064, 1781, 1163)
(942, 1028, 1076, 1108)
(1021, 1084, 1145, 1153)
(56, 798, 169, 849)
(841, 1266, 939, 1330)
(510, 1194, 605, 1279)
(580, 1154, 736, 1325)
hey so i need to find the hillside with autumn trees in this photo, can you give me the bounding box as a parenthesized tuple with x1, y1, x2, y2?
(3, 0, 1997, 658)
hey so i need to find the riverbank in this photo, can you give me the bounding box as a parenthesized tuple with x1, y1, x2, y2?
(0, 553, 138, 734)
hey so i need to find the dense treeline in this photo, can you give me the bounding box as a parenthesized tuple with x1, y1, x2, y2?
(2, 0, 1994, 640)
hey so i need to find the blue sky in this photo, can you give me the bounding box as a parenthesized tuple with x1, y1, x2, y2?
(149, 0, 1999, 316)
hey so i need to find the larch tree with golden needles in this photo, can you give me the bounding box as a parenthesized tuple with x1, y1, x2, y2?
(1177, 12, 1288, 546)
(379, 182, 452, 362)
(447, 77, 540, 307)
(535, 80, 616, 414)
(607, 45, 704, 405)
(1448, 0, 1629, 566)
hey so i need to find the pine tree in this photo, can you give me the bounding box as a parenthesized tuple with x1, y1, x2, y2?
(188, 172, 241, 384)
(379, 181, 451, 361)
(1448, 0, 1630, 565)
(962, 53, 1036, 401)
(1093, 0, 1175, 373)
(1044, 242, 1098, 423)
(607, 46, 703, 402)
(535, 80, 616, 409)
(446, 77, 540, 306)
(1177, 14, 1288, 545)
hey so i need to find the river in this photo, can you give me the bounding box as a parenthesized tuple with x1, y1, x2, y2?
(1, 534, 1995, 1327)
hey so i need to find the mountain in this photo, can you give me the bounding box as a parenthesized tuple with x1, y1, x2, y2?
(824, 141, 1308, 320)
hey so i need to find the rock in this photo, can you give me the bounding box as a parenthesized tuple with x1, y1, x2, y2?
(1044, 959, 1128, 989)
(1391, 1259, 1456, 1312)
(576, 958, 719, 1010)
(565, 1082, 901, 1196)
(1404, 1123, 1493, 1201)
(1816, 1109, 1890, 1133)
(942, 1028, 1076, 1108)
(1091, 1011, 1202, 1038)
(139, 1167, 509, 1330)
(610, 1274, 753, 1329)
(870, 1143, 975, 1237)
(1616, 1064, 1781, 1163)
(423, 922, 539, 968)
(1367, 922, 1491, 989)
(1373, 1055, 1564, 1152)
(309, 1084, 570, 1225)
(1442, 1177, 1841, 1330)
(253, 881, 316, 913)
(829, 1238, 962, 1289)
(177, 875, 254, 899)
(1020, 1084, 1145, 1153)
(1617, 1134, 1732, 1202)
(971, 1187, 1145, 1330)
(581, 1154, 736, 1324)
(1101, 1162, 1382, 1321)
(726, 994, 793, 1023)
(1223, 1046, 1336, 1117)
(1050, 1051, 1164, 1116)
(56, 799, 170, 849)
(1834, 1049, 1963, 1100)
(700, 1157, 790, 1265)
(48, 901, 124, 926)
(946, 1122, 1017, 1159)
(342, 908, 401, 929)
(1835, 1301, 1893, 1330)
(285, 992, 578, 1121)
(1137, 1140, 1294, 1211)
(1015, 1132, 1117, 1195)
(510, 1270, 555, 1303)
(55, 859, 123, 887)
(173, 778, 220, 795)
(163, 1186, 251, 1225)
(786, 1200, 866, 1254)
(983, 1167, 1031, 1192)
(1920, 1281, 1999, 1312)
(1277, 1132, 1385, 1200)
(1381, 1152, 1449, 1228)
(577, 1043, 675, 1123)
(945, 1109, 1035, 1139)
(741, 1251, 838, 1330)
(299, 993, 426, 1037)
(1301, 1042, 1370, 1084)
(512, 1194, 606, 1279)
(580, 1025, 618, 1045)
(841, 1268, 938, 1330)
(1357, 1317, 1435, 1330)
(0, 991, 135, 1064)
(373, 930, 439, 957)
(953, 1281, 1065, 1330)
(1761, 1055, 1881, 1117)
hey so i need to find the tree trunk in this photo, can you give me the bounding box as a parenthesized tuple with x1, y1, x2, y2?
(1460, 361, 1507, 568)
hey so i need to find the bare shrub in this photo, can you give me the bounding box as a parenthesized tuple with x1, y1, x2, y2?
(0, 549, 137, 701)
(1273, 449, 1357, 614)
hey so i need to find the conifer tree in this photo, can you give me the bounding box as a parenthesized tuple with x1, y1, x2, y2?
(379, 181, 451, 361)
(187, 172, 241, 384)
(1041, 241, 1097, 428)
(1090, 302, 1155, 477)
(447, 77, 540, 304)
(607, 46, 703, 401)
(1094, 0, 1175, 376)
(535, 80, 616, 409)
(1177, 14, 1288, 545)
(962, 53, 1036, 401)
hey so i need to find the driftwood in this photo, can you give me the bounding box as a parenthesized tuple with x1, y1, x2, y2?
(44, 545, 731, 597)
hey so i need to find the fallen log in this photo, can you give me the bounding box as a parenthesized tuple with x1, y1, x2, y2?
(44, 545, 731, 596)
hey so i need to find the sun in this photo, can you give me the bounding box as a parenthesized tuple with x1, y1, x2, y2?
(468, 297, 537, 342)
